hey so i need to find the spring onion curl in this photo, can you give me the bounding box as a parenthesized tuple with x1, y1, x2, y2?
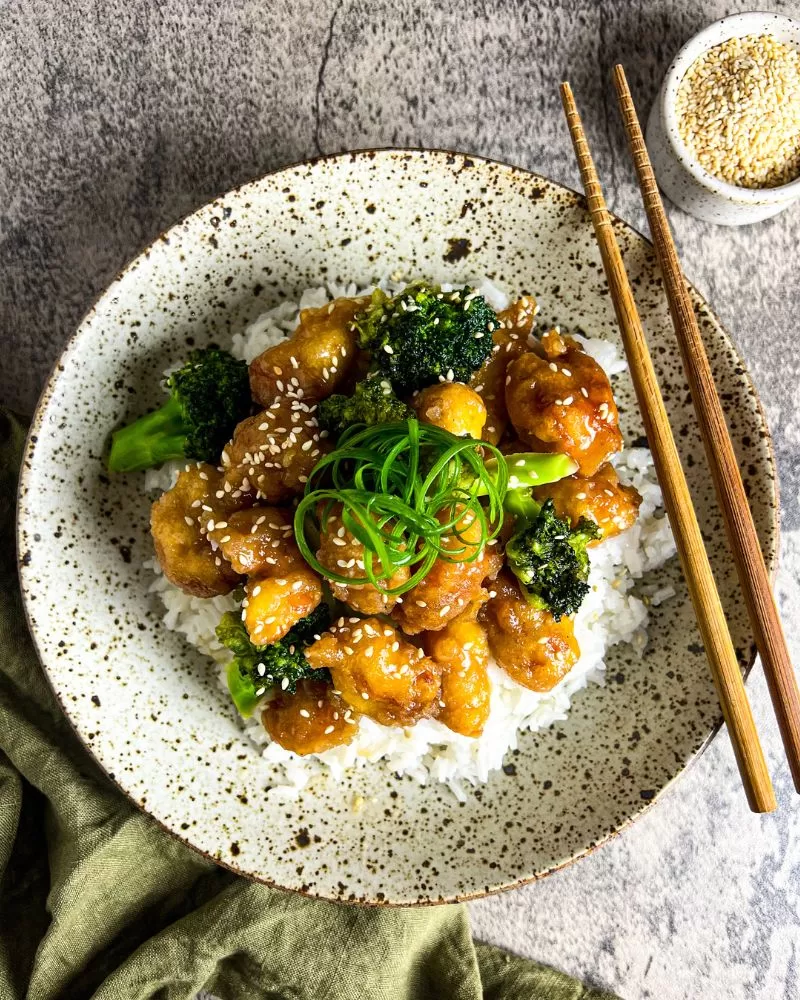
(293, 419, 574, 597)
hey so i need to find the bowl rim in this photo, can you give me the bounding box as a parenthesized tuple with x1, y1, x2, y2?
(15, 146, 780, 905)
(660, 10, 800, 203)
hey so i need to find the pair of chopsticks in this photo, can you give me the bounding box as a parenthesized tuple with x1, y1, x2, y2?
(560, 68, 800, 814)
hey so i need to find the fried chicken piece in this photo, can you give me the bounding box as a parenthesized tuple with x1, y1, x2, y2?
(469, 296, 536, 444)
(505, 328, 623, 475)
(480, 571, 580, 692)
(315, 504, 409, 615)
(261, 679, 358, 755)
(242, 568, 323, 645)
(392, 507, 503, 635)
(532, 463, 641, 543)
(305, 617, 441, 727)
(413, 382, 487, 439)
(208, 506, 303, 576)
(421, 620, 491, 738)
(151, 463, 240, 597)
(248, 296, 366, 407)
(221, 397, 330, 504)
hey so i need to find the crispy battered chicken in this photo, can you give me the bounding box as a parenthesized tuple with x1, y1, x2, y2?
(505, 328, 623, 475)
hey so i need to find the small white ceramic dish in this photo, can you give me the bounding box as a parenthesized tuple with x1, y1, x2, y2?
(646, 11, 800, 225)
(17, 149, 778, 904)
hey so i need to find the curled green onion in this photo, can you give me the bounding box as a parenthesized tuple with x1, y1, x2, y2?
(293, 420, 507, 596)
(296, 419, 567, 598)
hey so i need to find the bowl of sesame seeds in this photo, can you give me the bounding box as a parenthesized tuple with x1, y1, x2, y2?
(646, 11, 800, 225)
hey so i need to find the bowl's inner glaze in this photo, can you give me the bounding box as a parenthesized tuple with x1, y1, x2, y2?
(18, 150, 776, 904)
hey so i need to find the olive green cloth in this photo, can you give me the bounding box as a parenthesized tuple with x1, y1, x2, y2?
(0, 409, 620, 1000)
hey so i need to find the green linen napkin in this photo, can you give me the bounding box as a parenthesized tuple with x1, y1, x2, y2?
(0, 409, 620, 1000)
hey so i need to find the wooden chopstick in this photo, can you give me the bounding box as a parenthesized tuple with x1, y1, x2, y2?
(612, 64, 800, 794)
(559, 81, 776, 813)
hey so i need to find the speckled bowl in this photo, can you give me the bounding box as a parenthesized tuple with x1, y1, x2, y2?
(17, 149, 777, 905)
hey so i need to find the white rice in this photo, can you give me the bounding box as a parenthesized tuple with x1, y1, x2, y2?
(145, 279, 676, 801)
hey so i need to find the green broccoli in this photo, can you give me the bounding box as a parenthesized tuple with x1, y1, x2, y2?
(504, 488, 601, 621)
(215, 603, 331, 717)
(318, 376, 413, 438)
(354, 281, 497, 393)
(107, 348, 251, 473)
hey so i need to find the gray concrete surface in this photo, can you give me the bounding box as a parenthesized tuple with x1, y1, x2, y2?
(1, 2, 798, 997)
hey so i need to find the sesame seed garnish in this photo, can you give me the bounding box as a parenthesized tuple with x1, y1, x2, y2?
(675, 34, 800, 188)
(299, 709, 311, 719)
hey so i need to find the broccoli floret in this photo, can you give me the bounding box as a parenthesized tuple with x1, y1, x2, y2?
(216, 603, 331, 717)
(318, 376, 413, 438)
(354, 281, 497, 393)
(504, 490, 601, 621)
(107, 348, 251, 472)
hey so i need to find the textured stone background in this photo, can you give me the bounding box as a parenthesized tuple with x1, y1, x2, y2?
(2, 1, 799, 997)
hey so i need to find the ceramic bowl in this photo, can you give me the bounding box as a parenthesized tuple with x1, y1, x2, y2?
(646, 11, 800, 225)
(17, 149, 778, 904)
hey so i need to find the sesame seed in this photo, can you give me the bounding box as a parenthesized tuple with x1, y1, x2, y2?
(299, 709, 311, 718)
(324, 725, 335, 735)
